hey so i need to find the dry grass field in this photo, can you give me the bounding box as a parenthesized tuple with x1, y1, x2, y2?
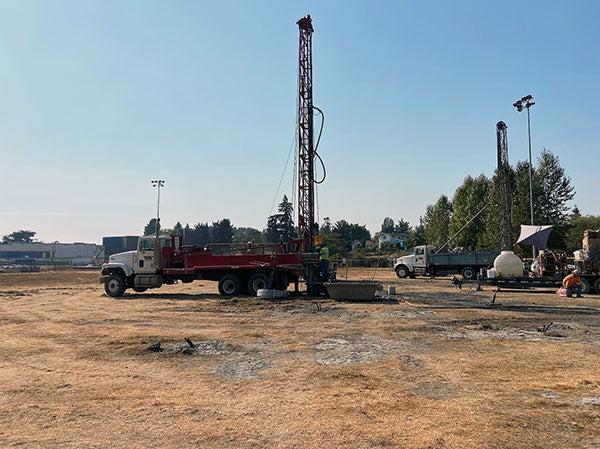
(1, 268, 599, 448)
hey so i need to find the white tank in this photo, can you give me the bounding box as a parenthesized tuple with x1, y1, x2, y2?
(493, 250, 523, 277)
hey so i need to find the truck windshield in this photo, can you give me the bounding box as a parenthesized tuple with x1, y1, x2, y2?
(139, 239, 155, 251)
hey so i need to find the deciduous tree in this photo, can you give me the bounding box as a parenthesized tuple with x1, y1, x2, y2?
(2, 230, 37, 243)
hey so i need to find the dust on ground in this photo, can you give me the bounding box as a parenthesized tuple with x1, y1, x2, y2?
(1, 268, 600, 449)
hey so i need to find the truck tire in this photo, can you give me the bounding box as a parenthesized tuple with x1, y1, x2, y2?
(105, 274, 126, 297)
(218, 274, 242, 296)
(461, 267, 476, 280)
(247, 273, 269, 296)
(133, 287, 147, 293)
(580, 278, 591, 295)
(395, 265, 410, 279)
(594, 278, 600, 294)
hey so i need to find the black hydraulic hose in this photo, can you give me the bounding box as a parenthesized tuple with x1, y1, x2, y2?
(312, 105, 326, 184)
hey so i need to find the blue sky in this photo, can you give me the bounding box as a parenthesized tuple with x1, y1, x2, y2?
(1, 0, 598, 243)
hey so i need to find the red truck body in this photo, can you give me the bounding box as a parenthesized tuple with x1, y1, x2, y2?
(160, 239, 310, 284)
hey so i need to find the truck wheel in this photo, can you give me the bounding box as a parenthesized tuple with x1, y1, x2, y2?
(247, 273, 269, 296)
(580, 278, 591, 295)
(594, 279, 600, 294)
(218, 274, 242, 296)
(395, 265, 410, 279)
(461, 267, 476, 280)
(105, 274, 126, 297)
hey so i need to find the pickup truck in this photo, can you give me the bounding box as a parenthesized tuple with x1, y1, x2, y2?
(394, 245, 498, 280)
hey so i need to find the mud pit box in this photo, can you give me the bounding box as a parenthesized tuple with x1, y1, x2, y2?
(324, 281, 383, 301)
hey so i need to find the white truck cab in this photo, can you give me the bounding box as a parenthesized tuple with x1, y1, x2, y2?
(394, 245, 434, 278)
(394, 245, 497, 280)
(101, 236, 174, 296)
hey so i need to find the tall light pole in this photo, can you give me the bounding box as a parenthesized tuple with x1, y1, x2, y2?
(513, 94, 535, 258)
(151, 180, 165, 266)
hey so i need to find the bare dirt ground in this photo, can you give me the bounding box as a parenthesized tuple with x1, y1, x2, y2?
(1, 268, 599, 449)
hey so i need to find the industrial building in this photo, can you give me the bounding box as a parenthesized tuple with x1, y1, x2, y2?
(102, 236, 139, 258)
(0, 242, 104, 265)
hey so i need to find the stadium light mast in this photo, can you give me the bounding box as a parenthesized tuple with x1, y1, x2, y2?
(513, 94, 536, 258)
(151, 180, 165, 264)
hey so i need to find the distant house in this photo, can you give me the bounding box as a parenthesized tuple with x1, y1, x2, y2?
(375, 233, 405, 251)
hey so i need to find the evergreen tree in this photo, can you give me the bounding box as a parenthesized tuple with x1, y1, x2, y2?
(511, 161, 538, 238)
(192, 223, 211, 246)
(449, 174, 491, 249)
(278, 195, 295, 242)
(264, 195, 295, 243)
(423, 195, 453, 248)
(173, 222, 184, 236)
(264, 215, 280, 243)
(143, 218, 158, 236)
(211, 219, 234, 243)
(183, 223, 192, 245)
(405, 219, 426, 250)
(381, 217, 395, 234)
(394, 219, 411, 236)
(536, 149, 575, 248)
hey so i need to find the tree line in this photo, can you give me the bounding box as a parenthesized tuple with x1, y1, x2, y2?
(414, 148, 599, 254)
(143, 195, 374, 256)
(143, 196, 299, 246)
(142, 148, 598, 257)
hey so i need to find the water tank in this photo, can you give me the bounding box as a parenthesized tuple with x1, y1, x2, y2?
(494, 251, 523, 277)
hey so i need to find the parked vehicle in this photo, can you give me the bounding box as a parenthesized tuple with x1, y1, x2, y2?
(101, 235, 324, 297)
(393, 245, 498, 280)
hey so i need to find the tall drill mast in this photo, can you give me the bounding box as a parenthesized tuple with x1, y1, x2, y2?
(296, 15, 315, 252)
(496, 121, 512, 251)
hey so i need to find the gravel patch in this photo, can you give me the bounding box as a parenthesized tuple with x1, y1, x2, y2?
(580, 396, 600, 406)
(314, 334, 402, 365)
(443, 328, 566, 342)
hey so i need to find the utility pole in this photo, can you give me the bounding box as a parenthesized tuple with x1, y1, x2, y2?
(151, 180, 165, 269)
(513, 94, 536, 258)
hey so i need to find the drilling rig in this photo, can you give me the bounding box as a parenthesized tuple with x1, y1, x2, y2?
(101, 15, 331, 298)
(296, 15, 330, 294)
(296, 15, 316, 253)
(496, 121, 512, 252)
